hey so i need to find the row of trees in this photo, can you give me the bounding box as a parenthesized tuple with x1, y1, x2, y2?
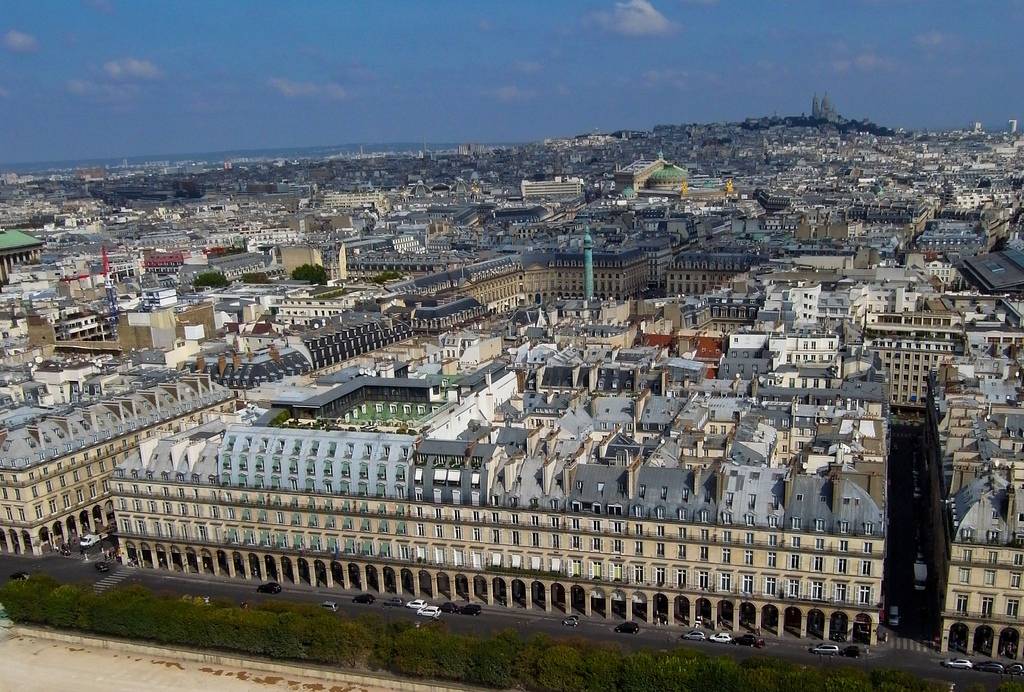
(0, 577, 984, 692)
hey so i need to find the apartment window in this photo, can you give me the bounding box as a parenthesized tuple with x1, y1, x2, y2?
(741, 574, 753, 594)
(860, 560, 872, 577)
(789, 554, 800, 570)
(698, 570, 710, 590)
(721, 548, 731, 564)
(744, 550, 754, 566)
(857, 585, 872, 606)
(1009, 599, 1020, 618)
(955, 594, 968, 614)
(984, 569, 996, 586)
(767, 551, 777, 568)
(764, 576, 776, 596)
(699, 545, 709, 561)
(837, 558, 848, 574)
(981, 597, 994, 617)
(787, 579, 800, 598)
(1012, 573, 1022, 589)
(812, 556, 823, 572)
(718, 573, 732, 592)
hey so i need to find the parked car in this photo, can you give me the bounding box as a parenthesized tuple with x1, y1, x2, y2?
(459, 604, 482, 616)
(439, 602, 460, 613)
(976, 661, 1006, 674)
(810, 644, 841, 656)
(941, 658, 973, 670)
(8, 572, 29, 581)
(562, 615, 580, 627)
(614, 621, 640, 634)
(416, 605, 441, 619)
(94, 561, 111, 573)
(734, 634, 765, 648)
(352, 594, 375, 604)
(1006, 663, 1024, 676)
(888, 606, 900, 627)
(681, 630, 706, 641)
(382, 597, 405, 607)
(710, 632, 734, 644)
(405, 599, 428, 610)
(320, 601, 338, 612)
(256, 582, 281, 594)
(842, 646, 861, 658)
(79, 534, 101, 548)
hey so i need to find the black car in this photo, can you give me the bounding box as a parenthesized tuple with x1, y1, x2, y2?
(94, 561, 111, 573)
(459, 604, 482, 616)
(382, 597, 405, 607)
(976, 661, 1006, 674)
(734, 634, 766, 648)
(614, 621, 640, 634)
(842, 646, 861, 658)
(352, 594, 376, 604)
(440, 602, 460, 613)
(8, 572, 29, 581)
(256, 582, 282, 594)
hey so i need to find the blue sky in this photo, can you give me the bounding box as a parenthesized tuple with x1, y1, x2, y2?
(1, 0, 1022, 163)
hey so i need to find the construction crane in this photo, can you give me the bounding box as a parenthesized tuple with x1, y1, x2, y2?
(102, 246, 118, 340)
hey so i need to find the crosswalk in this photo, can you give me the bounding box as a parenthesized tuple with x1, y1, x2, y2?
(893, 637, 932, 653)
(93, 566, 133, 593)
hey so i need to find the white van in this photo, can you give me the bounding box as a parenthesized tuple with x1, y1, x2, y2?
(79, 534, 101, 548)
(888, 605, 900, 627)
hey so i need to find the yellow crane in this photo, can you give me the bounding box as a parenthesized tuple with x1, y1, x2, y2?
(679, 179, 688, 198)
(724, 178, 734, 195)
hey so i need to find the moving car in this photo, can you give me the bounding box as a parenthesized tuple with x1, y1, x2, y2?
(439, 602, 460, 613)
(94, 561, 111, 573)
(382, 597, 405, 607)
(416, 605, 441, 619)
(256, 582, 281, 594)
(459, 604, 482, 616)
(975, 661, 1005, 674)
(562, 615, 580, 627)
(681, 630, 706, 641)
(320, 601, 338, 612)
(842, 646, 861, 658)
(1006, 663, 1024, 676)
(733, 634, 765, 648)
(809, 644, 841, 656)
(709, 632, 734, 644)
(940, 658, 973, 670)
(352, 594, 376, 604)
(8, 572, 29, 581)
(79, 534, 101, 548)
(405, 599, 428, 610)
(614, 621, 640, 634)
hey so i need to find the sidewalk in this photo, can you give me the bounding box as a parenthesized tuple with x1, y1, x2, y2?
(0, 631, 399, 692)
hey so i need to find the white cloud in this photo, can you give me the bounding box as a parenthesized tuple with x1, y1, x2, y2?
(268, 77, 347, 100)
(514, 60, 543, 74)
(914, 30, 948, 48)
(485, 85, 535, 103)
(591, 0, 676, 37)
(104, 57, 162, 80)
(65, 78, 134, 100)
(3, 30, 38, 53)
(832, 51, 895, 73)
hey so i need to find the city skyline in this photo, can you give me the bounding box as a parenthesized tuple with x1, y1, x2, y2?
(2, 0, 1023, 164)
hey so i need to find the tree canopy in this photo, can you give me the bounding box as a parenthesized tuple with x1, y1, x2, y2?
(291, 263, 328, 285)
(193, 271, 229, 288)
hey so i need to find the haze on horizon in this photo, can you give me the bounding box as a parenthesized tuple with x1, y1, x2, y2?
(1, 0, 1022, 165)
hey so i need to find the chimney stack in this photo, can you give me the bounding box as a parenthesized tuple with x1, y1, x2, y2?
(217, 354, 227, 377)
(232, 352, 241, 370)
(196, 354, 206, 372)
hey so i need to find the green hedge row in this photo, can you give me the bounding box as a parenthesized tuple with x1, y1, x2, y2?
(0, 577, 967, 692)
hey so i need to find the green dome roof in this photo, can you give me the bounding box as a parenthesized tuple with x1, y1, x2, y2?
(649, 164, 687, 183)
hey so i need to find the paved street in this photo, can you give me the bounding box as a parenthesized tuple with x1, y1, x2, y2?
(0, 552, 1000, 690)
